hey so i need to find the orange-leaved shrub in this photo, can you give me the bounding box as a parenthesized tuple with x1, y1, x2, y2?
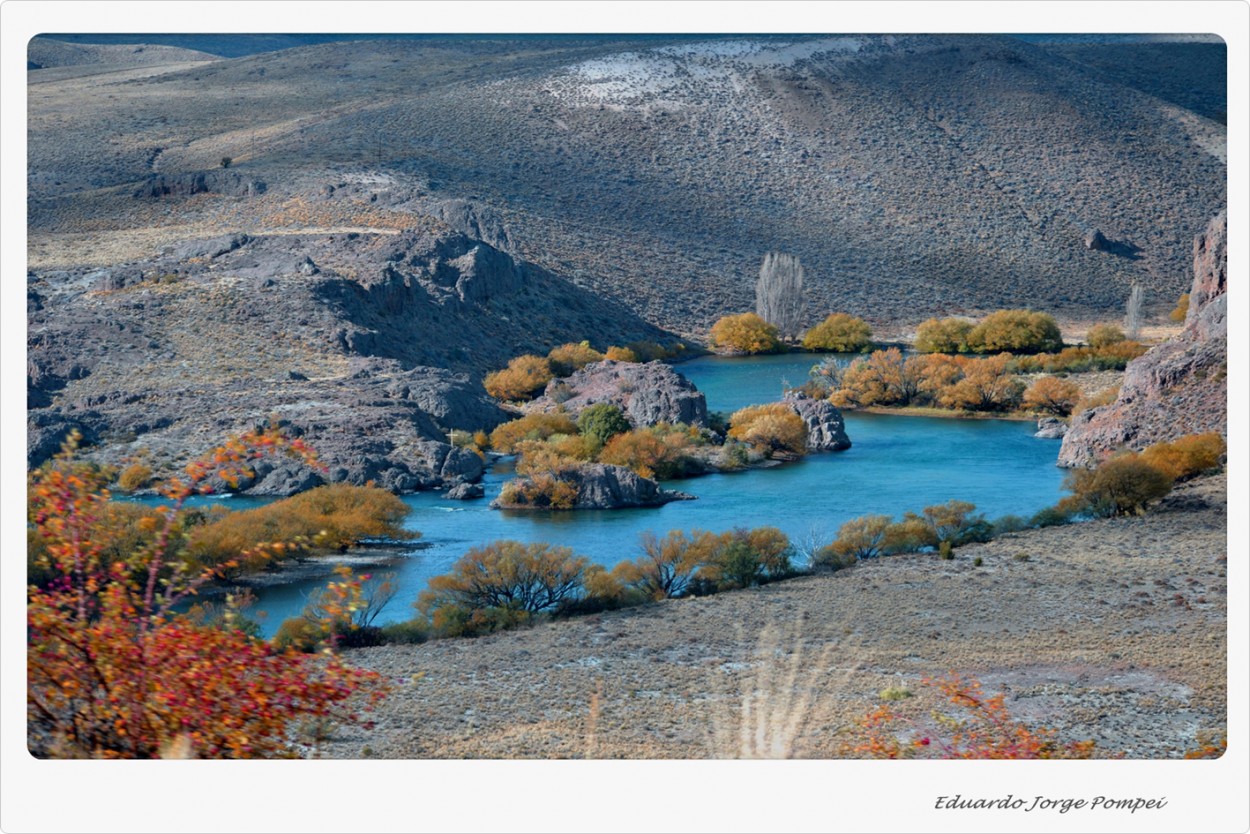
(1170, 293, 1190, 322)
(1074, 385, 1121, 415)
(611, 529, 722, 600)
(937, 353, 1025, 412)
(709, 312, 783, 355)
(488, 411, 579, 454)
(116, 462, 153, 492)
(598, 423, 703, 479)
(547, 341, 604, 376)
(483, 354, 554, 401)
(604, 345, 640, 362)
(727, 403, 808, 458)
(1022, 376, 1082, 417)
(845, 674, 1097, 759)
(26, 430, 385, 759)
(1139, 433, 1226, 482)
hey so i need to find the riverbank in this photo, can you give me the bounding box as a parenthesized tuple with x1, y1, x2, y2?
(323, 474, 1226, 759)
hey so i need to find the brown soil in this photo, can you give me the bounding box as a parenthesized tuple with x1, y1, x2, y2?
(324, 475, 1227, 760)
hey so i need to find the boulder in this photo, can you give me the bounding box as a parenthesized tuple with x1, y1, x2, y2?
(1084, 229, 1109, 251)
(782, 391, 852, 451)
(1035, 417, 1068, 439)
(446, 482, 485, 500)
(1060, 212, 1227, 467)
(530, 360, 708, 427)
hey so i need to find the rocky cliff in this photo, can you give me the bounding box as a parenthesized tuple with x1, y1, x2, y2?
(27, 225, 675, 493)
(1059, 212, 1227, 467)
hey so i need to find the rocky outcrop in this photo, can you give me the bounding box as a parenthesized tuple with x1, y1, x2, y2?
(1060, 212, 1227, 467)
(492, 463, 694, 510)
(530, 360, 708, 427)
(134, 171, 267, 199)
(26, 222, 676, 495)
(782, 392, 851, 451)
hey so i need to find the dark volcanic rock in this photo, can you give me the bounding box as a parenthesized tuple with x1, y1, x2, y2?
(1060, 211, 1227, 467)
(1084, 229, 1110, 251)
(492, 463, 694, 510)
(782, 391, 851, 451)
(134, 171, 266, 199)
(530, 360, 708, 427)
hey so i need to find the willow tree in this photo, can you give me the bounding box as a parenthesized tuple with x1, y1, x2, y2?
(756, 252, 806, 342)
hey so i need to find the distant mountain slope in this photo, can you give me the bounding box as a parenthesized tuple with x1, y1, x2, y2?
(28, 34, 1226, 336)
(27, 36, 219, 69)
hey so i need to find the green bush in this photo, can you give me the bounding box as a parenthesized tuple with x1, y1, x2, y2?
(380, 620, 429, 645)
(698, 527, 793, 590)
(577, 403, 632, 446)
(272, 616, 322, 653)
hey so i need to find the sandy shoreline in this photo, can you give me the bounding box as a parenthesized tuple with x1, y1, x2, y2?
(322, 475, 1227, 760)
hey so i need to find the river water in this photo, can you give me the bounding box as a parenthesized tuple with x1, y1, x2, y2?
(235, 353, 1066, 634)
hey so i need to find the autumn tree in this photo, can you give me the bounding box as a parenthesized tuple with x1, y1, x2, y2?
(604, 345, 640, 362)
(709, 312, 783, 355)
(830, 348, 927, 407)
(1022, 376, 1082, 417)
(26, 430, 384, 759)
(914, 317, 974, 354)
(599, 425, 699, 479)
(698, 527, 793, 590)
(755, 252, 806, 341)
(613, 529, 722, 599)
(483, 354, 554, 401)
(802, 313, 872, 353)
(965, 310, 1063, 354)
(418, 541, 591, 634)
(921, 500, 985, 545)
(727, 403, 808, 458)
(939, 354, 1025, 411)
(819, 514, 893, 563)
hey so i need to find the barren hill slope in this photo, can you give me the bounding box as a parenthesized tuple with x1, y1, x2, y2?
(29, 34, 1226, 336)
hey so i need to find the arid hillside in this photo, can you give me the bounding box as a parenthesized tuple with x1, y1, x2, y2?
(29, 34, 1226, 336)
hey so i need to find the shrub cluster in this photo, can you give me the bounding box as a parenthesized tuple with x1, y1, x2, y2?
(1008, 341, 1147, 374)
(415, 527, 796, 637)
(827, 349, 1024, 413)
(727, 403, 808, 457)
(813, 499, 989, 568)
(709, 312, 783, 354)
(185, 484, 415, 576)
(915, 310, 1062, 354)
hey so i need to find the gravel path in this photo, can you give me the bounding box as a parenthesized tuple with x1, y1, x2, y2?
(323, 476, 1226, 759)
